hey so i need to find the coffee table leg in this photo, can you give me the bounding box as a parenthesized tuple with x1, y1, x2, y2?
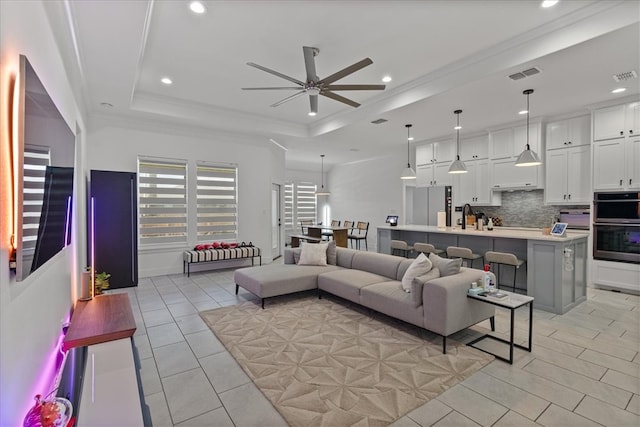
(509, 308, 515, 364)
(528, 301, 533, 352)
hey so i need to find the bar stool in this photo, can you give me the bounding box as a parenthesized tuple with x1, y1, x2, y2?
(485, 251, 526, 292)
(391, 240, 413, 258)
(446, 246, 483, 268)
(413, 242, 445, 257)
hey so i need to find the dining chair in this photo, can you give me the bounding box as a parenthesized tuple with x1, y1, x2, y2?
(348, 221, 369, 250)
(322, 220, 341, 240)
(299, 219, 313, 235)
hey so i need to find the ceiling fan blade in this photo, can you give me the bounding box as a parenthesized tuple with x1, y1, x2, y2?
(309, 94, 318, 115)
(321, 91, 360, 108)
(303, 46, 318, 83)
(242, 87, 302, 90)
(270, 90, 306, 107)
(319, 58, 373, 85)
(246, 62, 304, 86)
(324, 84, 386, 91)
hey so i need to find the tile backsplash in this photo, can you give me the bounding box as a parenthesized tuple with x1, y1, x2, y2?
(475, 190, 589, 228)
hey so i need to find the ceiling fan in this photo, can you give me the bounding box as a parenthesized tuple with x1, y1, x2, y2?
(242, 46, 385, 116)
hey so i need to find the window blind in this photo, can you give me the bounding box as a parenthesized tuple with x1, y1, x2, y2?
(196, 162, 237, 242)
(138, 157, 187, 245)
(296, 182, 317, 225)
(284, 183, 294, 230)
(22, 145, 50, 252)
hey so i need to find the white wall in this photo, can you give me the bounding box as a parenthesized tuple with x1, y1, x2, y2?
(327, 151, 406, 251)
(0, 1, 85, 425)
(87, 118, 285, 277)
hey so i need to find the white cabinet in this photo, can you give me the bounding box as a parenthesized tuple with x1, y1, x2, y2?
(416, 139, 455, 165)
(456, 159, 497, 205)
(459, 134, 488, 161)
(545, 145, 590, 204)
(592, 102, 640, 190)
(546, 115, 590, 150)
(416, 162, 454, 187)
(491, 157, 540, 189)
(489, 128, 513, 159)
(593, 102, 640, 141)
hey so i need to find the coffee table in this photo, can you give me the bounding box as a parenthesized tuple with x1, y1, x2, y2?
(466, 290, 534, 364)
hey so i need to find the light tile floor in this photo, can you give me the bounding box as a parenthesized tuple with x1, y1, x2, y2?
(114, 265, 640, 426)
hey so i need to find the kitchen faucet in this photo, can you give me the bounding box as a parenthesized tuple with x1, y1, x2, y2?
(462, 203, 474, 230)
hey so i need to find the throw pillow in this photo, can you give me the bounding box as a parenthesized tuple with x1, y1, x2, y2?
(401, 253, 432, 292)
(298, 242, 329, 266)
(327, 240, 337, 265)
(429, 252, 462, 277)
(411, 267, 441, 307)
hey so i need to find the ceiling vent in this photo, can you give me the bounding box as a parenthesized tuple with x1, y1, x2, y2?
(613, 70, 637, 82)
(508, 67, 542, 81)
(371, 118, 388, 124)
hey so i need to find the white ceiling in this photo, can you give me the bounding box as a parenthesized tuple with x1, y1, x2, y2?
(62, 0, 640, 170)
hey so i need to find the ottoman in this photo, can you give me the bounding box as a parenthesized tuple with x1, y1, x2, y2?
(234, 264, 342, 308)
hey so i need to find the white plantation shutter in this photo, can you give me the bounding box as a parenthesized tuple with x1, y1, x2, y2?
(138, 157, 188, 245)
(196, 162, 237, 242)
(22, 145, 50, 252)
(296, 182, 317, 225)
(284, 183, 294, 230)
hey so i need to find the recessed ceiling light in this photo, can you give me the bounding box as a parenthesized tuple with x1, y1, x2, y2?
(519, 110, 528, 115)
(611, 87, 626, 94)
(189, 1, 206, 14)
(408, 137, 414, 141)
(308, 111, 317, 117)
(454, 125, 462, 130)
(161, 77, 173, 85)
(541, 0, 559, 8)
(382, 76, 392, 83)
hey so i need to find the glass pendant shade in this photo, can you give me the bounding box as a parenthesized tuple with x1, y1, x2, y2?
(316, 154, 330, 195)
(515, 89, 542, 167)
(448, 109, 468, 174)
(401, 124, 416, 179)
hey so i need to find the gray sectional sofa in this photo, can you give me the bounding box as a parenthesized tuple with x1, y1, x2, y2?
(234, 246, 495, 353)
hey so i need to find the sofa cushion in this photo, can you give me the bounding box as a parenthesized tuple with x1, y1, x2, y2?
(234, 264, 343, 298)
(336, 247, 357, 268)
(411, 267, 441, 307)
(360, 281, 424, 328)
(401, 253, 432, 292)
(327, 240, 337, 265)
(396, 258, 414, 280)
(429, 253, 462, 277)
(351, 251, 402, 280)
(318, 269, 389, 303)
(298, 242, 328, 266)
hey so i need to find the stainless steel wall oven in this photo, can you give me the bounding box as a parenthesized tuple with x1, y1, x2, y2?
(593, 192, 640, 264)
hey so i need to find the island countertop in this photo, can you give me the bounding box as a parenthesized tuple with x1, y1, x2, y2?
(377, 225, 589, 242)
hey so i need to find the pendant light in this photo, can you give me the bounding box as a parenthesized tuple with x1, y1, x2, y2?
(448, 109, 468, 174)
(316, 154, 330, 196)
(515, 89, 542, 167)
(400, 124, 416, 180)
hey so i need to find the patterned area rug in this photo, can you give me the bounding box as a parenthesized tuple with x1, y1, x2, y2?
(200, 295, 493, 426)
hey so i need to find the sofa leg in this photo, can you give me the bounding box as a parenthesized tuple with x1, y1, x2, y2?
(490, 315, 495, 331)
(261, 298, 265, 309)
(318, 289, 322, 299)
(235, 284, 239, 295)
(442, 336, 447, 354)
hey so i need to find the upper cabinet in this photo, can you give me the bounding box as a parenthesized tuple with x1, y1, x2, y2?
(416, 139, 454, 165)
(593, 102, 640, 190)
(546, 115, 590, 150)
(488, 121, 543, 189)
(459, 134, 488, 161)
(593, 102, 640, 141)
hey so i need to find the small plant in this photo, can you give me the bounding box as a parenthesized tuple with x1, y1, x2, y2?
(94, 271, 111, 295)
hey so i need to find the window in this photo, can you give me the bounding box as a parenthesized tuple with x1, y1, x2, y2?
(22, 145, 50, 252)
(196, 162, 237, 242)
(138, 157, 187, 246)
(284, 183, 294, 229)
(295, 181, 317, 225)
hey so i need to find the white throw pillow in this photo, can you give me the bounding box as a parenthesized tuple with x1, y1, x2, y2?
(298, 242, 329, 266)
(401, 253, 432, 292)
(429, 252, 462, 277)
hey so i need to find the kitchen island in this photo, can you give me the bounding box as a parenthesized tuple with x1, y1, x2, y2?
(378, 225, 589, 314)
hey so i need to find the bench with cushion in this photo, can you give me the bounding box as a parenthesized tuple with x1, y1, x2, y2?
(183, 246, 261, 276)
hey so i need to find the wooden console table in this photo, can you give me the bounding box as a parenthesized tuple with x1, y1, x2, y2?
(63, 293, 136, 352)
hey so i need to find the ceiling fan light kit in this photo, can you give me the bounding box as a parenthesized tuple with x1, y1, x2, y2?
(515, 89, 542, 167)
(243, 46, 385, 116)
(401, 124, 416, 180)
(448, 109, 468, 174)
